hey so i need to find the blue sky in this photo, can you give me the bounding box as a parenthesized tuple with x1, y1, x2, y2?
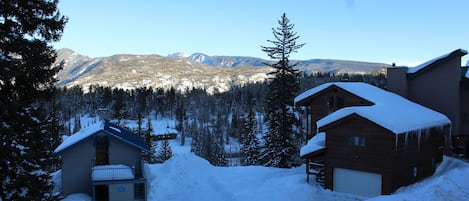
(54, 0, 469, 66)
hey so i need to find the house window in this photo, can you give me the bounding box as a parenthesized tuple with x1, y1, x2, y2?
(348, 136, 366, 147)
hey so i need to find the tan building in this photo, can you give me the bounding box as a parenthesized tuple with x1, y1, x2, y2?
(387, 49, 469, 156)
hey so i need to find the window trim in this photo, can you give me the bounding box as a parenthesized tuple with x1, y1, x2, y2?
(348, 135, 366, 147)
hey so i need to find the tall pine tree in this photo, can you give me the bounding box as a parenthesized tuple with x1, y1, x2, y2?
(259, 13, 304, 168)
(240, 98, 260, 166)
(0, 0, 67, 200)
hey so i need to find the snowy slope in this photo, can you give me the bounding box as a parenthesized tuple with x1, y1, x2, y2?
(54, 49, 388, 94)
(60, 117, 469, 201)
(144, 142, 361, 201)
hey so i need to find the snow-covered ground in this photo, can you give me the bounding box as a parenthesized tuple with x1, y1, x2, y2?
(60, 117, 469, 201)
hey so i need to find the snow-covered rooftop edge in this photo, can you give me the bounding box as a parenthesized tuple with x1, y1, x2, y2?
(407, 52, 451, 74)
(296, 82, 451, 134)
(300, 132, 325, 157)
(54, 121, 105, 153)
(407, 49, 467, 74)
(295, 82, 334, 105)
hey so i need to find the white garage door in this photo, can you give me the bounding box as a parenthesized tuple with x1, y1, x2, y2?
(333, 168, 382, 197)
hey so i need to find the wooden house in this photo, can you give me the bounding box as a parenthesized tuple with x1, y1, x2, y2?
(296, 82, 451, 197)
(54, 120, 150, 201)
(387, 49, 469, 156)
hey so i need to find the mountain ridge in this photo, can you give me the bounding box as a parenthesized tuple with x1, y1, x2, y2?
(54, 49, 389, 93)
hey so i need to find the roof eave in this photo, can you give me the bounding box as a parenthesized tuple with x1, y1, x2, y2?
(54, 130, 103, 154)
(407, 49, 467, 79)
(300, 148, 326, 159)
(102, 130, 151, 152)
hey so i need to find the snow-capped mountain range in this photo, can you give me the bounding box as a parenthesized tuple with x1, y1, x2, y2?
(54, 49, 389, 93)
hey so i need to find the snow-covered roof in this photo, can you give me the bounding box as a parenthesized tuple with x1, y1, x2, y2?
(296, 82, 451, 134)
(300, 132, 325, 157)
(54, 121, 104, 153)
(54, 120, 150, 153)
(407, 49, 467, 74)
(92, 164, 134, 181)
(295, 82, 335, 105)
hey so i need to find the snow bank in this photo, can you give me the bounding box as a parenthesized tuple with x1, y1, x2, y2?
(145, 152, 361, 201)
(368, 156, 469, 201)
(52, 170, 62, 196)
(61, 193, 92, 201)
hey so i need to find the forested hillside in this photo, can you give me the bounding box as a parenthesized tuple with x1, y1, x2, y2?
(53, 73, 386, 165)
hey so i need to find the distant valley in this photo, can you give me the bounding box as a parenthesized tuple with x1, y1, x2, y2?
(54, 49, 389, 93)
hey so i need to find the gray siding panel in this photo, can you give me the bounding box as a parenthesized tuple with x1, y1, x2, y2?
(109, 136, 143, 176)
(61, 136, 95, 196)
(408, 57, 461, 135)
(387, 67, 408, 98)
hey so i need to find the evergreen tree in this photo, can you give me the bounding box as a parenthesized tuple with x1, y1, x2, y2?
(136, 113, 143, 136)
(229, 112, 241, 139)
(142, 116, 157, 163)
(212, 143, 228, 167)
(73, 114, 81, 133)
(241, 100, 260, 166)
(0, 0, 67, 200)
(213, 113, 228, 166)
(175, 98, 185, 131)
(100, 87, 113, 107)
(112, 89, 127, 124)
(259, 13, 304, 168)
(157, 139, 173, 163)
(175, 98, 186, 145)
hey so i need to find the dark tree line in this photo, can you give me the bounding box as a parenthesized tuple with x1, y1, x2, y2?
(51, 72, 385, 167)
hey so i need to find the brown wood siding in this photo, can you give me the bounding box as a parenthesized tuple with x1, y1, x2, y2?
(390, 127, 446, 192)
(322, 115, 395, 194)
(322, 115, 447, 195)
(302, 85, 373, 139)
